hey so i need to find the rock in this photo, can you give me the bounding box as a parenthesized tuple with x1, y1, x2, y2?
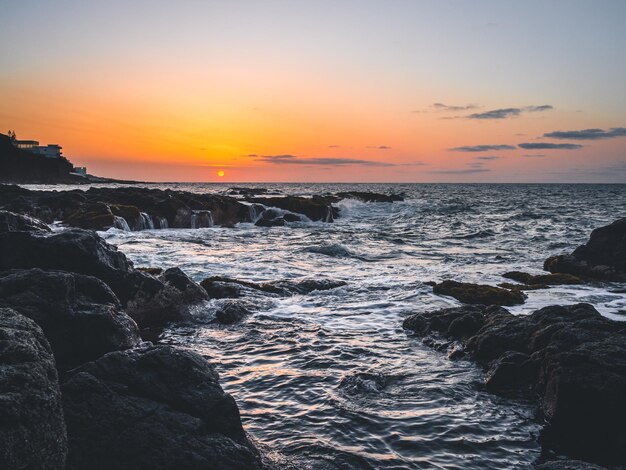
(200, 276, 346, 299)
(544, 218, 626, 281)
(247, 196, 337, 222)
(0, 269, 140, 369)
(63, 202, 116, 231)
(403, 303, 626, 465)
(334, 191, 403, 203)
(283, 213, 301, 222)
(122, 268, 208, 329)
(61, 346, 263, 470)
(214, 300, 252, 324)
(0, 308, 67, 470)
(255, 217, 285, 227)
(535, 459, 607, 470)
(0, 210, 51, 233)
(502, 271, 583, 286)
(0, 228, 206, 329)
(432, 280, 526, 306)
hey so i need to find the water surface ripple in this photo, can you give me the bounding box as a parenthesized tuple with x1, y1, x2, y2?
(97, 183, 626, 469)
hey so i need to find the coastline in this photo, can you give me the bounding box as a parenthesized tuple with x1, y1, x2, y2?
(0, 184, 625, 469)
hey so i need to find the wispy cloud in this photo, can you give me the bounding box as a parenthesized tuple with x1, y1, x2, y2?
(468, 108, 522, 119)
(467, 105, 552, 120)
(328, 145, 341, 148)
(398, 160, 429, 166)
(367, 145, 392, 150)
(252, 154, 395, 167)
(431, 102, 480, 112)
(449, 144, 516, 152)
(543, 127, 626, 140)
(518, 142, 582, 150)
(475, 156, 500, 161)
(522, 154, 546, 158)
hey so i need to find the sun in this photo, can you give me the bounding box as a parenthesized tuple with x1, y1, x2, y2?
(217, 170, 225, 177)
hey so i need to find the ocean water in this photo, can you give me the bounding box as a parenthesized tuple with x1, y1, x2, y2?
(69, 183, 625, 468)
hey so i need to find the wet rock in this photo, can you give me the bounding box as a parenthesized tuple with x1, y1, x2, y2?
(0, 308, 67, 470)
(200, 276, 346, 299)
(214, 300, 252, 324)
(247, 196, 337, 222)
(63, 202, 116, 231)
(544, 218, 626, 281)
(0, 210, 51, 233)
(334, 191, 403, 203)
(283, 213, 302, 222)
(432, 280, 526, 306)
(403, 303, 626, 465)
(122, 268, 208, 329)
(255, 217, 285, 227)
(61, 346, 263, 470)
(535, 459, 607, 470)
(0, 269, 140, 369)
(502, 271, 583, 285)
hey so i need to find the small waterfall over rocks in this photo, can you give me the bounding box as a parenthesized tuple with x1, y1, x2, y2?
(113, 216, 131, 231)
(154, 216, 168, 229)
(140, 212, 154, 230)
(191, 210, 214, 229)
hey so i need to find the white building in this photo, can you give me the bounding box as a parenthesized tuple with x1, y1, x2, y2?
(14, 140, 63, 158)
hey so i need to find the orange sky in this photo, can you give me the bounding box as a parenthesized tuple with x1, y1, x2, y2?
(1, 1, 625, 182)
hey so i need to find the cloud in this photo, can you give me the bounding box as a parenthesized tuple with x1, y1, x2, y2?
(468, 108, 522, 119)
(525, 105, 553, 112)
(399, 160, 428, 166)
(522, 154, 546, 158)
(367, 145, 392, 150)
(431, 102, 480, 112)
(518, 143, 583, 150)
(467, 105, 552, 120)
(253, 154, 395, 167)
(328, 145, 341, 148)
(427, 168, 491, 174)
(475, 156, 500, 161)
(543, 127, 626, 140)
(449, 144, 516, 152)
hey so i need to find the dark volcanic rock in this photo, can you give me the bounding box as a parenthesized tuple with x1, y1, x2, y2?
(201, 276, 346, 299)
(0, 308, 67, 470)
(124, 268, 209, 328)
(0, 269, 140, 369)
(0, 210, 51, 233)
(502, 271, 583, 286)
(335, 191, 403, 203)
(544, 218, 626, 281)
(403, 303, 626, 465)
(214, 300, 252, 324)
(63, 202, 116, 231)
(61, 345, 263, 470)
(247, 196, 337, 222)
(0, 228, 206, 329)
(432, 280, 526, 306)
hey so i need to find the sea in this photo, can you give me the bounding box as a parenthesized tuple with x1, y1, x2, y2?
(32, 183, 626, 469)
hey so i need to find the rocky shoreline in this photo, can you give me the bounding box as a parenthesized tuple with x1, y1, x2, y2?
(1, 184, 625, 469)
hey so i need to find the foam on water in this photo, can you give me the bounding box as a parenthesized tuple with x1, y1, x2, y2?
(91, 183, 626, 468)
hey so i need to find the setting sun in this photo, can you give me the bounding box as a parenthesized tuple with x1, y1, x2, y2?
(217, 170, 225, 177)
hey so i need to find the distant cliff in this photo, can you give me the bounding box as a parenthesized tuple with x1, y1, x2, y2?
(0, 133, 84, 184)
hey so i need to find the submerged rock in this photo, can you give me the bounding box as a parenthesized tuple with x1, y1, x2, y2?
(214, 300, 253, 324)
(502, 271, 583, 286)
(0, 308, 67, 470)
(431, 280, 526, 306)
(0, 210, 51, 233)
(403, 303, 626, 465)
(200, 276, 346, 299)
(0, 269, 140, 369)
(544, 218, 626, 281)
(61, 346, 263, 470)
(247, 196, 337, 222)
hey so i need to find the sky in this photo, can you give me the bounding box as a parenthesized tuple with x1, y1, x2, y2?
(1, 0, 625, 183)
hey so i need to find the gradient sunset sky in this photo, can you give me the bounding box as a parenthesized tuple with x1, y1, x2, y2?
(1, 0, 625, 183)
